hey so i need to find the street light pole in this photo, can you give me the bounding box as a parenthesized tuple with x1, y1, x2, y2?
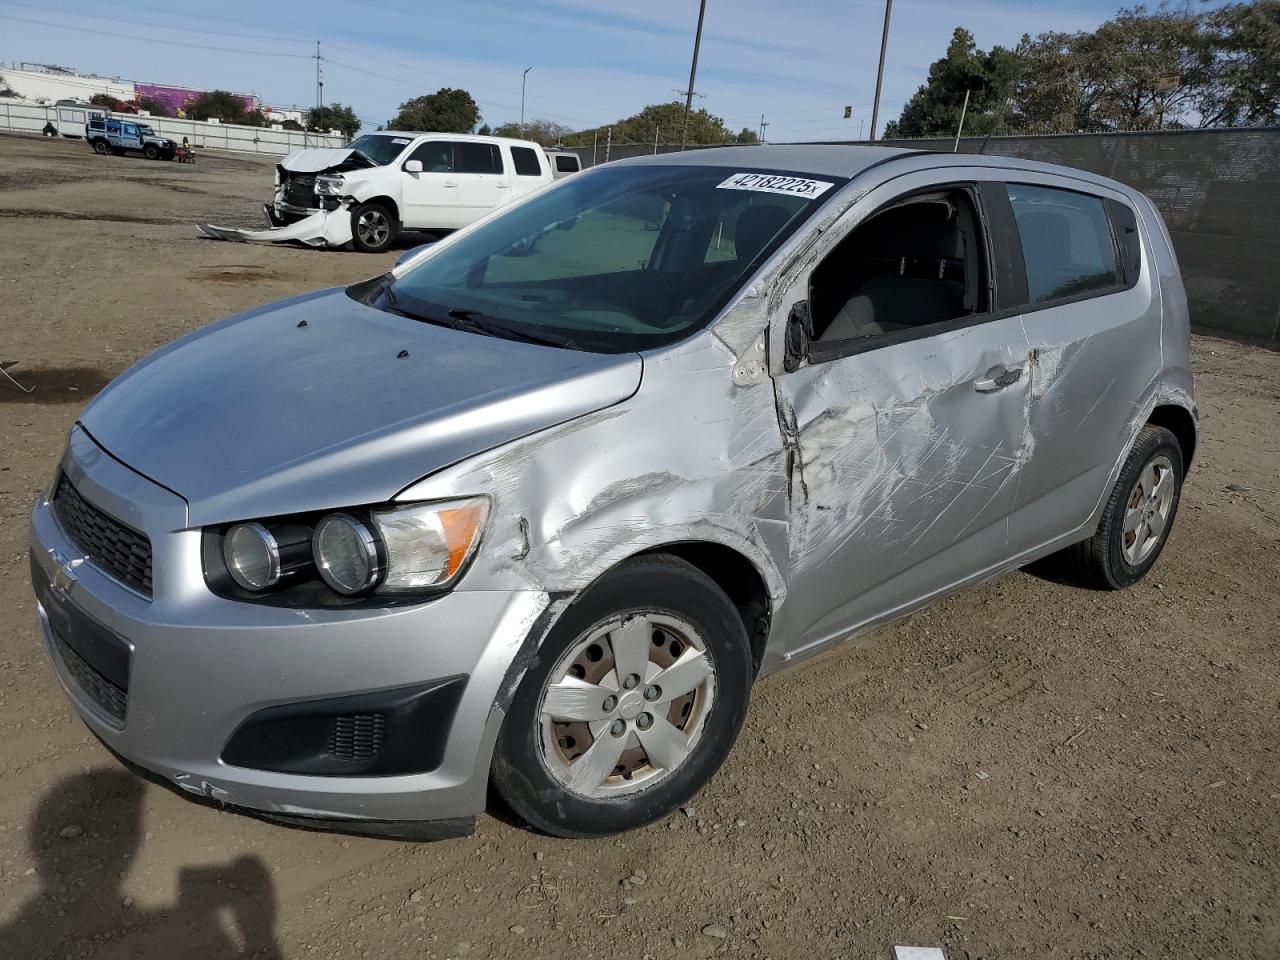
(520, 66, 532, 136)
(680, 0, 709, 151)
(869, 0, 893, 141)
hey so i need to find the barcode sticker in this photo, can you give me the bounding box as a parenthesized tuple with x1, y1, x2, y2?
(717, 172, 835, 199)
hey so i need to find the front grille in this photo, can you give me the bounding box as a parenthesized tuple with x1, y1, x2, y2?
(52, 474, 153, 596)
(327, 714, 386, 762)
(50, 627, 128, 723)
(283, 173, 316, 208)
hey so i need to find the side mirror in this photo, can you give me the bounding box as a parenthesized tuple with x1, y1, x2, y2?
(783, 300, 812, 373)
(404, 159, 423, 174)
(394, 242, 436, 267)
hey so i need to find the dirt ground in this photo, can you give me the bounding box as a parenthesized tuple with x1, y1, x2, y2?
(0, 134, 1276, 960)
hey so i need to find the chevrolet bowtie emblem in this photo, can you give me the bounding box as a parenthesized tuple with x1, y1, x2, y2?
(48, 548, 84, 596)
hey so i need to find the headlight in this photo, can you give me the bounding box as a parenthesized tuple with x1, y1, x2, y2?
(223, 522, 311, 591)
(371, 497, 490, 593)
(208, 497, 489, 603)
(313, 513, 382, 595)
(224, 523, 277, 590)
(314, 175, 345, 196)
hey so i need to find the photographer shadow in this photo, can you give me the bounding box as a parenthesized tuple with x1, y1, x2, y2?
(2, 768, 282, 960)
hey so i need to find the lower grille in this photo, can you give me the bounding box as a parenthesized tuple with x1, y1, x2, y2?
(52, 474, 153, 596)
(50, 627, 128, 723)
(328, 714, 386, 762)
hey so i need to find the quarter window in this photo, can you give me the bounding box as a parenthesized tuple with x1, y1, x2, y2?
(511, 146, 542, 177)
(1007, 184, 1120, 303)
(554, 155, 579, 173)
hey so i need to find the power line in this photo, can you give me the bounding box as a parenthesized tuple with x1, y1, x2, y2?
(0, 0, 310, 46)
(0, 13, 311, 58)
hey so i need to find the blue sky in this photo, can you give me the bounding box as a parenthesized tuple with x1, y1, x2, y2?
(0, 0, 1178, 141)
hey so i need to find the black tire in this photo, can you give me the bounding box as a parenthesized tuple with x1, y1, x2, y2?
(143, 143, 159, 160)
(491, 555, 753, 838)
(1057, 424, 1184, 589)
(92, 139, 110, 155)
(350, 201, 399, 253)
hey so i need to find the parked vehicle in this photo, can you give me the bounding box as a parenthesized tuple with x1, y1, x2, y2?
(201, 132, 561, 252)
(31, 145, 1196, 841)
(86, 116, 177, 160)
(544, 148, 583, 179)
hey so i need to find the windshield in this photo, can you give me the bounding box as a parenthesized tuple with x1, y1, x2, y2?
(346, 134, 413, 166)
(382, 164, 843, 352)
(139, 125, 154, 136)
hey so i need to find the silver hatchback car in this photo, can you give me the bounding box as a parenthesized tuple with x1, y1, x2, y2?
(30, 145, 1196, 839)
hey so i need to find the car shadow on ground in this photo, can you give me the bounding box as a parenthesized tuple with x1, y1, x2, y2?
(1, 768, 283, 960)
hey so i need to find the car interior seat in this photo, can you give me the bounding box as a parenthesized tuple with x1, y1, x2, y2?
(817, 200, 969, 342)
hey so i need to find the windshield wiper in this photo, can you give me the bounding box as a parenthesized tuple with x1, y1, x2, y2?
(446, 309, 580, 350)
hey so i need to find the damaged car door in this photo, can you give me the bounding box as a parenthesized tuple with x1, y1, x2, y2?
(773, 172, 1034, 657)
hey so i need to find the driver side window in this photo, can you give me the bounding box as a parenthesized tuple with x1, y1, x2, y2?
(408, 141, 454, 173)
(808, 186, 990, 350)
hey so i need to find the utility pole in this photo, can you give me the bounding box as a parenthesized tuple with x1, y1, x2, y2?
(654, 126, 660, 154)
(680, 0, 709, 150)
(757, 114, 769, 142)
(869, 0, 892, 141)
(311, 40, 323, 147)
(520, 66, 532, 136)
(953, 88, 971, 151)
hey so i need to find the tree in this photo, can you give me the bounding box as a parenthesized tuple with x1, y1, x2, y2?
(1197, 1, 1280, 127)
(388, 88, 480, 133)
(281, 118, 304, 131)
(134, 95, 169, 117)
(735, 127, 760, 143)
(562, 102, 741, 147)
(89, 93, 117, 108)
(307, 103, 360, 137)
(883, 28, 1021, 138)
(186, 90, 256, 124)
(491, 118, 574, 146)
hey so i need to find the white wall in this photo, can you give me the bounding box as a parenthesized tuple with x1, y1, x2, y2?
(0, 100, 346, 155)
(1, 68, 133, 104)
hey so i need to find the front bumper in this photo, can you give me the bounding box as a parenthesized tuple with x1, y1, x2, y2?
(200, 204, 353, 247)
(30, 427, 550, 831)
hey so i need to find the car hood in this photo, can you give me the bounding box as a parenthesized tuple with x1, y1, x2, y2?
(279, 148, 361, 173)
(80, 288, 642, 526)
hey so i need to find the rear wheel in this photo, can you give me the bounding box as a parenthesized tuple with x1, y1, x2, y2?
(491, 555, 752, 838)
(350, 202, 398, 253)
(1058, 424, 1184, 589)
(92, 139, 110, 155)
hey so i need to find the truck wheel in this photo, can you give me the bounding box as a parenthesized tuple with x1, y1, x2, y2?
(143, 143, 159, 160)
(491, 555, 753, 838)
(350, 202, 399, 253)
(92, 139, 110, 155)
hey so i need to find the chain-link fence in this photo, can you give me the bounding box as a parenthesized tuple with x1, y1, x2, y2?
(564, 128, 1280, 348)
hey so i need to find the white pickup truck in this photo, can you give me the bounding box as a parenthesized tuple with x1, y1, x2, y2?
(202, 132, 566, 252)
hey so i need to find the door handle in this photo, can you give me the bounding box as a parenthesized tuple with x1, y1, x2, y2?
(442, 181, 458, 188)
(495, 183, 510, 189)
(974, 366, 1023, 393)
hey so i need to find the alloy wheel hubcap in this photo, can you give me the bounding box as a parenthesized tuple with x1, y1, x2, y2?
(1122, 454, 1175, 565)
(538, 612, 716, 799)
(357, 211, 388, 245)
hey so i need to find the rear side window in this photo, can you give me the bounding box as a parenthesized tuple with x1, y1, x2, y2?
(455, 142, 503, 175)
(1007, 184, 1119, 303)
(555, 154, 579, 173)
(1107, 199, 1142, 284)
(511, 146, 542, 177)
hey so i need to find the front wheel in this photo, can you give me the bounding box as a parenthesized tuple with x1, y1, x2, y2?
(1059, 424, 1184, 589)
(491, 555, 752, 838)
(143, 143, 159, 160)
(350, 202, 398, 253)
